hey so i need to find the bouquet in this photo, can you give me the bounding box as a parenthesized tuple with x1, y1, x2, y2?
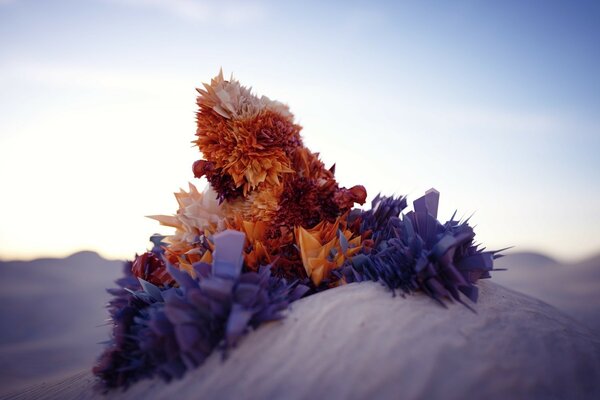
(93, 71, 499, 389)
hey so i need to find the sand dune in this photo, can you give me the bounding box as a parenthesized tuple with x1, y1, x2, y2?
(0, 252, 122, 396)
(494, 251, 600, 333)
(3, 281, 600, 400)
(1, 251, 599, 398)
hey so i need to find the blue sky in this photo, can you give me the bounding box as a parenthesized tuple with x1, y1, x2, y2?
(0, 0, 599, 261)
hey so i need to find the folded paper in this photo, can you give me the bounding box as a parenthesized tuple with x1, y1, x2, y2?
(94, 71, 499, 389)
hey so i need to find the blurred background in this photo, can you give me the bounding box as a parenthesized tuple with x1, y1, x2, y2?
(0, 0, 599, 395)
(1, 0, 599, 261)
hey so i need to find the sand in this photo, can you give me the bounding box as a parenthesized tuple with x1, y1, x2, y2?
(4, 281, 599, 400)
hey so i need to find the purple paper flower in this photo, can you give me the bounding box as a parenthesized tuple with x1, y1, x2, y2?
(339, 189, 500, 306)
(94, 231, 308, 389)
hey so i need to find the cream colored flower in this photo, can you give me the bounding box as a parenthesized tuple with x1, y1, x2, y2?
(148, 183, 226, 245)
(196, 69, 262, 120)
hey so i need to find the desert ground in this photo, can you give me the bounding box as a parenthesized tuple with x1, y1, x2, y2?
(1, 250, 599, 399)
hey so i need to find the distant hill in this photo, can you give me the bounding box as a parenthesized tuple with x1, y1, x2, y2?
(0, 252, 123, 396)
(493, 250, 600, 334)
(572, 254, 600, 280)
(495, 251, 559, 269)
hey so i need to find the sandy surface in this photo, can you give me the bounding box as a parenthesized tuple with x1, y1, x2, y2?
(0, 252, 122, 395)
(494, 252, 600, 333)
(4, 281, 599, 400)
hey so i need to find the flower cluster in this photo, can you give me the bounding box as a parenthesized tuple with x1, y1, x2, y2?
(192, 70, 367, 234)
(338, 189, 499, 307)
(94, 230, 308, 389)
(95, 71, 498, 389)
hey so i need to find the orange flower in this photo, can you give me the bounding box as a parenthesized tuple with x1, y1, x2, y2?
(222, 183, 282, 224)
(295, 216, 362, 286)
(231, 218, 272, 271)
(151, 71, 368, 284)
(195, 71, 301, 196)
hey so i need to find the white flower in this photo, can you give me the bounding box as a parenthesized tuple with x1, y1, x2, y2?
(148, 183, 226, 244)
(196, 69, 294, 121)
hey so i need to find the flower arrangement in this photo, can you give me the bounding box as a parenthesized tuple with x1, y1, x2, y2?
(94, 70, 499, 389)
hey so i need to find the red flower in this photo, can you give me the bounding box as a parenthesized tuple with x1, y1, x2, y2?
(131, 252, 174, 287)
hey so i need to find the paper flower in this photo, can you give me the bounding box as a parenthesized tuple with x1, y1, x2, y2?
(194, 70, 301, 196)
(295, 216, 362, 286)
(149, 183, 225, 242)
(193, 72, 366, 234)
(94, 230, 309, 389)
(94, 71, 500, 390)
(275, 148, 367, 230)
(148, 183, 225, 266)
(131, 252, 174, 287)
(339, 189, 498, 305)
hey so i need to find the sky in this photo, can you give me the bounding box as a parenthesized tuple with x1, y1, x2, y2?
(0, 0, 599, 262)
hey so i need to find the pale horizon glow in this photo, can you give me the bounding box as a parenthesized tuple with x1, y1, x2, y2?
(1, 0, 599, 262)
